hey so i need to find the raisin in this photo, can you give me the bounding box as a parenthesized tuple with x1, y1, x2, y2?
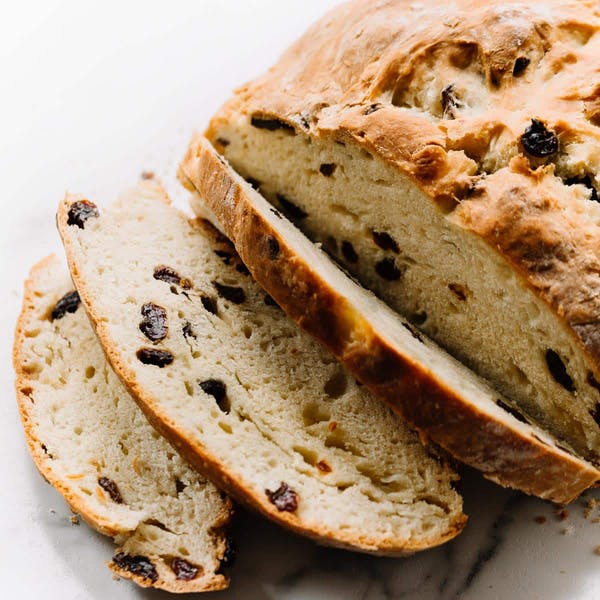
(153, 265, 192, 289)
(319, 163, 337, 177)
(372, 231, 399, 253)
(199, 379, 229, 413)
(591, 403, 600, 427)
(317, 460, 332, 473)
(218, 538, 237, 572)
(139, 303, 168, 342)
(215, 250, 234, 265)
(441, 84, 461, 119)
(266, 482, 298, 512)
(175, 479, 187, 493)
(41, 443, 52, 457)
(200, 295, 218, 315)
(513, 56, 530, 76)
(364, 103, 383, 115)
(341, 241, 359, 263)
(137, 348, 174, 367)
(521, 119, 559, 157)
(213, 282, 246, 304)
(402, 322, 423, 343)
(67, 200, 99, 229)
(375, 257, 402, 280)
(267, 235, 280, 259)
(277, 194, 308, 220)
(112, 553, 158, 582)
(216, 137, 230, 147)
(545, 349, 575, 392)
(140, 171, 155, 180)
(98, 477, 124, 503)
(250, 116, 295, 133)
(51, 290, 80, 321)
(565, 175, 599, 202)
(496, 399, 528, 424)
(587, 372, 600, 392)
(245, 177, 261, 189)
(264, 294, 279, 308)
(182, 322, 196, 339)
(171, 557, 199, 581)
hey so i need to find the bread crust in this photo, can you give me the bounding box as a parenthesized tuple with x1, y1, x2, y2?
(13, 256, 231, 593)
(179, 136, 600, 504)
(206, 0, 600, 377)
(56, 187, 465, 556)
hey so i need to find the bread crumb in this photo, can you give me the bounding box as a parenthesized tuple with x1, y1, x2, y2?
(69, 515, 80, 525)
(592, 517, 600, 524)
(562, 525, 574, 536)
(534, 516, 547, 524)
(594, 545, 600, 555)
(556, 508, 569, 521)
(585, 499, 599, 519)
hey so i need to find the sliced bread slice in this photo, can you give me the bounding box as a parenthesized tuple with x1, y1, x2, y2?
(57, 179, 466, 556)
(179, 136, 600, 504)
(13, 256, 232, 592)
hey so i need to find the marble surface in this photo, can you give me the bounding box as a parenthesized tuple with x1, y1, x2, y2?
(1, 1, 600, 598)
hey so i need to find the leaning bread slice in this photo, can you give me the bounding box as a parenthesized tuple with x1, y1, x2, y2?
(57, 179, 466, 555)
(179, 136, 600, 504)
(14, 256, 232, 593)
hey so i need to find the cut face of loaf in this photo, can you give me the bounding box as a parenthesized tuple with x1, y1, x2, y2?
(179, 136, 600, 504)
(13, 256, 231, 593)
(57, 180, 466, 555)
(203, 0, 600, 466)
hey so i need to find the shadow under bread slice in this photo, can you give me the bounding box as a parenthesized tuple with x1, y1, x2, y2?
(13, 255, 232, 593)
(178, 136, 600, 504)
(57, 179, 466, 556)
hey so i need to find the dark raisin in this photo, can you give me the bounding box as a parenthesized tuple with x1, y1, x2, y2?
(521, 119, 559, 158)
(51, 290, 80, 321)
(199, 379, 229, 413)
(545, 349, 575, 392)
(250, 116, 295, 133)
(319, 163, 337, 177)
(171, 557, 199, 581)
(140, 171, 155, 180)
(372, 231, 399, 253)
(448, 283, 468, 301)
(441, 84, 461, 119)
(375, 257, 402, 280)
(213, 282, 246, 304)
(402, 322, 423, 343)
(98, 477, 124, 503)
(175, 479, 187, 493)
(317, 460, 332, 473)
(216, 137, 230, 147)
(112, 553, 158, 583)
(153, 265, 193, 289)
(565, 175, 599, 202)
(270, 207, 283, 219)
(139, 303, 168, 342)
(364, 103, 383, 115)
(41, 443, 52, 457)
(266, 482, 298, 512)
(264, 294, 279, 308)
(496, 399, 528, 424)
(200, 295, 218, 315)
(341, 241, 359, 263)
(276, 194, 308, 220)
(513, 56, 531, 76)
(218, 538, 237, 572)
(267, 235, 280, 260)
(215, 250, 234, 265)
(182, 322, 196, 339)
(67, 200, 99, 229)
(299, 113, 310, 130)
(137, 348, 174, 367)
(246, 177, 261, 190)
(591, 403, 600, 427)
(587, 372, 600, 392)
(410, 311, 428, 326)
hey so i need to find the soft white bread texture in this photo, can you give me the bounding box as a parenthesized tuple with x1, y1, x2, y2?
(203, 0, 600, 467)
(57, 179, 466, 556)
(179, 136, 600, 504)
(13, 256, 232, 592)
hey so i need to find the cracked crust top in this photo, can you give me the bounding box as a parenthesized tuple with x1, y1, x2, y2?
(207, 0, 600, 373)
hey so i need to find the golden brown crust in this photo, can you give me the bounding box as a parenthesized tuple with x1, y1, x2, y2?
(207, 0, 600, 372)
(56, 192, 464, 556)
(179, 136, 600, 504)
(13, 256, 231, 593)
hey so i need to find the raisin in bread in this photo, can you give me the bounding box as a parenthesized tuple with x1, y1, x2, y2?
(57, 179, 466, 555)
(13, 256, 232, 592)
(201, 0, 600, 467)
(179, 136, 600, 503)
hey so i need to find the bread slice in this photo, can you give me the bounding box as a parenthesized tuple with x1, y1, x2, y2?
(201, 0, 600, 466)
(179, 136, 600, 504)
(13, 256, 232, 592)
(57, 179, 466, 555)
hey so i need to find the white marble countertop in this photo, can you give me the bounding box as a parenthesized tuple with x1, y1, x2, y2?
(1, 1, 599, 598)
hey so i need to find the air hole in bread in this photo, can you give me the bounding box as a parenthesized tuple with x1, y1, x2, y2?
(302, 402, 330, 426)
(322, 236, 338, 256)
(276, 193, 308, 220)
(250, 115, 295, 134)
(293, 445, 318, 467)
(513, 56, 531, 77)
(323, 370, 347, 398)
(372, 230, 400, 253)
(496, 399, 528, 424)
(218, 421, 233, 434)
(590, 404, 600, 427)
(402, 322, 424, 343)
(341, 241, 359, 263)
(85, 366, 95, 379)
(448, 283, 469, 301)
(375, 257, 402, 280)
(73, 426, 83, 436)
(545, 349, 575, 392)
(184, 381, 194, 397)
(242, 325, 253, 339)
(325, 428, 364, 457)
(24, 328, 40, 338)
(319, 163, 337, 177)
(410, 311, 428, 326)
(587, 372, 600, 393)
(199, 379, 230, 414)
